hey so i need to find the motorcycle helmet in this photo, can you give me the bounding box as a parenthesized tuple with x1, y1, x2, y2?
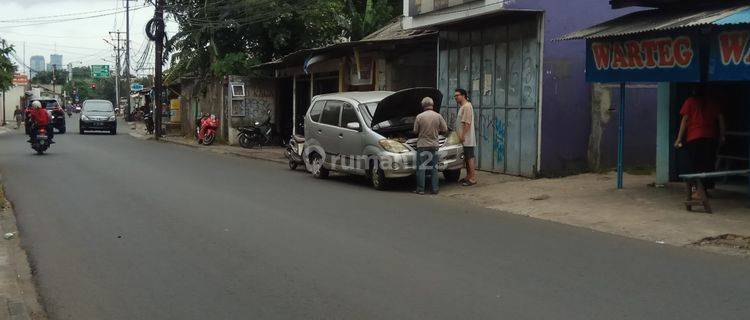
(32, 101, 42, 108)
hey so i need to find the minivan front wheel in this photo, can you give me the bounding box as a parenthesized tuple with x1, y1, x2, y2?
(369, 160, 388, 190)
(443, 169, 461, 183)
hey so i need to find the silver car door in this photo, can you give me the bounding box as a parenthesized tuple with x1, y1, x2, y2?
(337, 103, 365, 174)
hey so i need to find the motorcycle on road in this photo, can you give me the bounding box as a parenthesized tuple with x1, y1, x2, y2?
(30, 126, 52, 154)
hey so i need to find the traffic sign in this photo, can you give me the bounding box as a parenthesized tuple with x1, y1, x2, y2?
(130, 83, 144, 91)
(90, 65, 110, 78)
(12, 73, 28, 86)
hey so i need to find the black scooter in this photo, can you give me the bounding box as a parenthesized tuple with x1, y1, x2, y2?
(144, 110, 154, 134)
(51, 110, 66, 134)
(238, 109, 272, 149)
(29, 125, 52, 155)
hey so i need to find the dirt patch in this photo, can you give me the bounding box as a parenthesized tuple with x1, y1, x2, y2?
(694, 234, 750, 251)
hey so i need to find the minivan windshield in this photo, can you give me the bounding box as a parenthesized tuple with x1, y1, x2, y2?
(358, 103, 377, 126)
(360, 102, 416, 130)
(84, 101, 113, 112)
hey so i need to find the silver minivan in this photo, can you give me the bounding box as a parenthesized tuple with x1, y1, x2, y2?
(303, 88, 464, 189)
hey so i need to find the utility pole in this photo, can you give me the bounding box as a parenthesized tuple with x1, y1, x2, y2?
(125, 0, 133, 121)
(51, 64, 56, 96)
(2, 90, 5, 126)
(153, 0, 165, 140)
(107, 31, 126, 113)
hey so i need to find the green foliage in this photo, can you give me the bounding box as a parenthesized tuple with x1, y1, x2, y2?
(347, 0, 399, 40)
(164, 0, 399, 81)
(0, 40, 16, 92)
(31, 70, 69, 85)
(210, 52, 259, 76)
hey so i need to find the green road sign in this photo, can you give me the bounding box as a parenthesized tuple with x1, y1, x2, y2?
(90, 65, 110, 78)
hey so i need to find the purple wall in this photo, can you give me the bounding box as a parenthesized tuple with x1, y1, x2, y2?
(600, 86, 657, 169)
(507, 0, 657, 176)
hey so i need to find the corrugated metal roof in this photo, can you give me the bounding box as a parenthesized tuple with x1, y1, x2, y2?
(253, 17, 436, 69)
(559, 4, 750, 40)
(362, 16, 436, 41)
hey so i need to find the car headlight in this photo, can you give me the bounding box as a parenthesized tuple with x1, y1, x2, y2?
(81, 115, 90, 121)
(446, 131, 461, 145)
(378, 139, 409, 153)
(108, 116, 116, 121)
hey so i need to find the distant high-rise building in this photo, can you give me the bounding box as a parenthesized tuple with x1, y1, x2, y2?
(49, 54, 63, 70)
(29, 55, 45, 78)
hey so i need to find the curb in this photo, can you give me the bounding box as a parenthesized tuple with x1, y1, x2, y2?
(158, 137, 288, 165)
(0, 186, 47, 320)
(0, 126, 13, 136)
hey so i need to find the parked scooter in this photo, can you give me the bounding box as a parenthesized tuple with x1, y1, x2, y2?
(30, 126, 51, 155)
(197, 114, 219, 145)
(285, 134, 305, 170)
(144, 110, 155, 134)
(238, 109, 272, 149)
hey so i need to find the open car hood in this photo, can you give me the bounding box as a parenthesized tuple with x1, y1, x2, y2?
(370, 88, 443, 128)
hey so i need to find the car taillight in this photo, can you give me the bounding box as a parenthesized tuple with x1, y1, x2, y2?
(39, 128, 46, 133)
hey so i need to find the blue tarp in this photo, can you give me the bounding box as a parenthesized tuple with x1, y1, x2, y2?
(715, 7, 750, 25)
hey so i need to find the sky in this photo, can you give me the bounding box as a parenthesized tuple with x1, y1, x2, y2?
(0, 0, 179, 77)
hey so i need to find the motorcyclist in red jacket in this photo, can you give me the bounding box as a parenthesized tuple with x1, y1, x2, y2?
(28, 101, 54, 143)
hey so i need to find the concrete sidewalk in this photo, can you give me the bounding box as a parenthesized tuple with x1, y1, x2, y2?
(0, 185, 47, 320)
(128, 122, 287, 164)
(440, 172, 750, 255)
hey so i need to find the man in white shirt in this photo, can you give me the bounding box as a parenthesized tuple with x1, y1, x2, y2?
(454, 89, 477, 186)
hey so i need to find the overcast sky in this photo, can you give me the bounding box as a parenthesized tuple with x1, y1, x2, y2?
(0, 0, 178, 76)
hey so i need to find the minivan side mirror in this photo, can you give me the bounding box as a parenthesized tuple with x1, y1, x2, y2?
(346, 122, 361, 131)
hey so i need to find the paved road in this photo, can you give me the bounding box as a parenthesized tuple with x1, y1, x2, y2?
(0, 117, 749, 320)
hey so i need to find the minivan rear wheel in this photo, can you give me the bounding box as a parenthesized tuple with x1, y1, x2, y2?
(310, 152, 329, 179)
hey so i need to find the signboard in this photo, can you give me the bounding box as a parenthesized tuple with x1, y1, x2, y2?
(90, 65, 110, 78)
(349, 54, 374, 86)
(130, 83, 144, 91)
(708, 29, 750, 81)
(12, 73, 28, 86)
(586, 35, 701, 82)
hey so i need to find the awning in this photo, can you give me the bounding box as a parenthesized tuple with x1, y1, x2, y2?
(558, 4, 750, 41)
(253, 16, 437, 70)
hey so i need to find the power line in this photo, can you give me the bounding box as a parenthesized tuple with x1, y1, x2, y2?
(0, 7, 128, 23)
(0, 6, 149, 29)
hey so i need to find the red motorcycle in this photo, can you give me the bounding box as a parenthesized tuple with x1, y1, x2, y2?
(197, 115, 219, 145)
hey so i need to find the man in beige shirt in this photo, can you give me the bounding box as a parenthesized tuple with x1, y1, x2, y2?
(413, 97, 448, 195)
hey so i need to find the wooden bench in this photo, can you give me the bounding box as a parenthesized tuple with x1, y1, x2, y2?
(678, 169, 750, 214)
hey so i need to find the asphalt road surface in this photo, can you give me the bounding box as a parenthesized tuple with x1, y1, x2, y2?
(0, 117, 749, 320)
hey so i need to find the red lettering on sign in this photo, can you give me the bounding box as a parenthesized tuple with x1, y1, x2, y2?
(656, 38, 675, 67)
(673, 36, 693, 67)
(641, 39, 658, 68)
(591, 43, 611, 70)
(719, 31, 749, 65)
(612, 42, 629, 69)
(625, 41, 645, 68)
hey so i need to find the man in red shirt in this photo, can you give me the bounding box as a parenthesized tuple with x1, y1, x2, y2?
(28, 100, 54, 143)
(674, 84, 726, 196)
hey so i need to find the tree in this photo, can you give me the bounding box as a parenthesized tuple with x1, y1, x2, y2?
(163, 0, 399, 81)
(347, 0, 400, 41)
(0, 40, 16, 92)
(31, 70, 69, 85)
